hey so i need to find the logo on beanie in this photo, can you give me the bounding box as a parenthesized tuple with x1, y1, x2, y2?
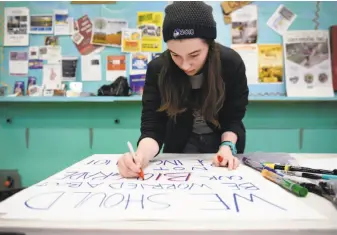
(173, 29, 195, 38)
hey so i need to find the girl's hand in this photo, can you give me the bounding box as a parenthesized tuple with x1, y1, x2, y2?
(212, 145, 240, 170)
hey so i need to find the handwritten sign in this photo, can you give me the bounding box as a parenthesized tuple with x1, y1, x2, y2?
(0, 154, 325, 221)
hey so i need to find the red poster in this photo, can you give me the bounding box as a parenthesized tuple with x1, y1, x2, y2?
(71, 15, 104, 55)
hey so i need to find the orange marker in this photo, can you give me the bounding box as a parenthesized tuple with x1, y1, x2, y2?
(217, 155, 223, 163)
(127, 141, 144, 180)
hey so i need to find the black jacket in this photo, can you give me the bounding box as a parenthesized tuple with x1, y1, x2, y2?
(137, 44, 249, 154)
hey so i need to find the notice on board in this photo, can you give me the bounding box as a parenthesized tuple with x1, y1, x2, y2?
(0, 154, 325, 221)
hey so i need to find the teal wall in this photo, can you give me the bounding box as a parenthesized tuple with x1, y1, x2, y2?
(1, 1, 337, 187)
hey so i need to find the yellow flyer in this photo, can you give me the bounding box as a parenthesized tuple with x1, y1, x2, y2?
(121, 28, 142, 53)
(258, 44, 283, 83)
(137, 12, 163, 52)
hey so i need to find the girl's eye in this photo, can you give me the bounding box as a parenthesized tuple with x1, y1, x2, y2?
(190, 54, 199, 58)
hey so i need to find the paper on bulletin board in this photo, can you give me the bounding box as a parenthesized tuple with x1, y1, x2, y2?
(106, 55, 126, 82)
(29, 15, 53, 34)
(258, 44, 283, 84)
(283, 30, 335, 97)
(9, 51, 28, 76)
(231, 4, 258, 44)
(4, 7, 30, 46)
(231, 44, 259, 85)
(137, 12, 163, 52)
(221, 1, 252, 15)
(130, 52, 151, 75)
(62, 56, 78, 81)
(54, 9, 73, 36)
(71, 15, 104, 55)
(266, 4, 296, 36)
(121, 28, 142, 53)
(42, 64, 62, 90)
(91, 17, 127, 47)
(81, 54, 102, 81)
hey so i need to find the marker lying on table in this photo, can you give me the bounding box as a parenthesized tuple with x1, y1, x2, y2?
(261, 169, 308, 197)
(264, 163, 337, 175)
(127, 141, 144, 180)
(280, 171, 337, 180)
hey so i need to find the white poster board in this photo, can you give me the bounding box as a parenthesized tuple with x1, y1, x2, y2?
(0, 154, 325, 222)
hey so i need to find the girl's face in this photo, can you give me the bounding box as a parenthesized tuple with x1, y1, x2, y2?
(167, 38, 209, 76)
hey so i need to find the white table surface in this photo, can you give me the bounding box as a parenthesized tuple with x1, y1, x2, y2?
(0, 153, 336, 235)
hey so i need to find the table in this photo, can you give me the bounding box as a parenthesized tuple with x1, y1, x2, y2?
(0, 153, 336, 235)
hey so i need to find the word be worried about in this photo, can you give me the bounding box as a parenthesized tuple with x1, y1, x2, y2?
(0, 155, 325, 221)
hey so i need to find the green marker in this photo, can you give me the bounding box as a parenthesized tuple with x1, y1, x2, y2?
(261, 169, 308, 197)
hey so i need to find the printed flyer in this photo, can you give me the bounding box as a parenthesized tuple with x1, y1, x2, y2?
(283, 30, 334, 97)
(137, 12, 163, 52)
(121, 28, 142, 53)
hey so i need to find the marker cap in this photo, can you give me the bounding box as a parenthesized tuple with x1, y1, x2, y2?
(291, 183, 308, 197)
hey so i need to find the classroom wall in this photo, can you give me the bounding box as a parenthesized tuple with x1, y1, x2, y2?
(1, 1, 337, 187)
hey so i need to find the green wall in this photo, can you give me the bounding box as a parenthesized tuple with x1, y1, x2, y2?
(1, 100, 337, 187)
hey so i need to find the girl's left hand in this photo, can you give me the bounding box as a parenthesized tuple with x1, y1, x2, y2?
(212, 145, 240, 170)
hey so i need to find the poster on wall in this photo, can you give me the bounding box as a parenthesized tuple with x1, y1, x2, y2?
(81, 54, 102, 81)
(4, 7, 30, 46)
(137, 12, 163, 52)
(91, 18, 127, 47)
(62, 56, 78, 81)
(258, 44, 283, 84)
(71, 15, 104, 55)
(42, 64, 62, 90)
(283, 30, 334, 97)
(231, 4, 258, 44)
(130, 52, 151, 75)
(106, 55, 126, 82)
(121, 28, 142, 53)
(54, 9, 73, 35)
(9, 51, 28, 76)
(29, 15, 53, 34)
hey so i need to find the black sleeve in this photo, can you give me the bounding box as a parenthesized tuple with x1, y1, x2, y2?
(137, 59, 168, 152)
(220, 58, 249, 147)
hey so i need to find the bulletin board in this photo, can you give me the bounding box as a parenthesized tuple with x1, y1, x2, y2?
(0, 1, 336, 98)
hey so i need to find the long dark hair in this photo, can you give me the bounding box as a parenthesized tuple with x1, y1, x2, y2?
(157, 40, 225, 127)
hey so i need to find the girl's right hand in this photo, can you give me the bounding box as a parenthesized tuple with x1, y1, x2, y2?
(117, 152, 148, 178)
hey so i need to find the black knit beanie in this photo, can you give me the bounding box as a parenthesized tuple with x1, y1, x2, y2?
(163, 1, 217, 42)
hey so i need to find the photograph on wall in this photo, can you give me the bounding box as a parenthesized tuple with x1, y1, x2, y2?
(54, 9, 73, 35)
(267, 4, 296, 36)
(121, 28, 142, 53)
(71, 15, 104, 55)
(283, 30, 334, 97)
(258, 44, 283, 83)
(44, 36, 59, 46)
(29, 15, 53, 34)
(4, 7, 29, 46)
(137, 12, 163, 52)
(91, 17, 127, 47)
(231, 4, 258, 44)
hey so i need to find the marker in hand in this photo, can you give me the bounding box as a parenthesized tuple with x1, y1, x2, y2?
(127, 141, 144, 180)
